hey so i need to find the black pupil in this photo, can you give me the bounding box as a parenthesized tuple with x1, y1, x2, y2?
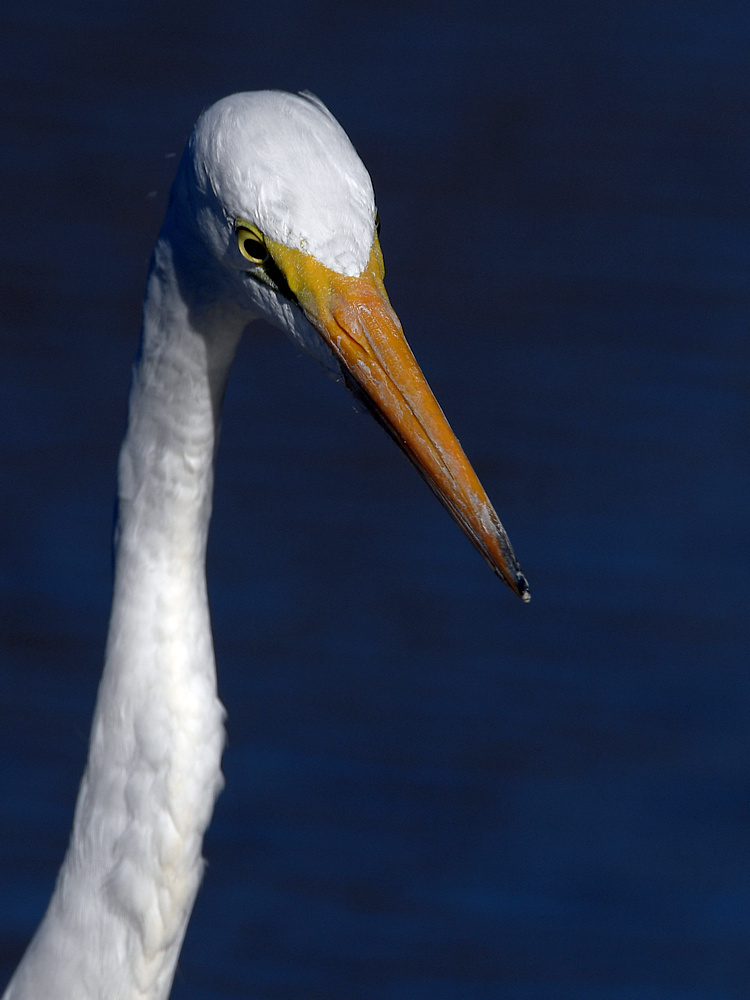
(243, 237, 265, 261)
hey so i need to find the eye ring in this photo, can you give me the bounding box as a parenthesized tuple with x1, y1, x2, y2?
(235, 221, 269, 264)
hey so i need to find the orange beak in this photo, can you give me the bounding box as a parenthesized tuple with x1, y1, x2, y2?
(266, 234, 530, 601)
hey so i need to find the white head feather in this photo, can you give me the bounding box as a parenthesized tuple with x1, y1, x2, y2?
(180, 90, 376, 277)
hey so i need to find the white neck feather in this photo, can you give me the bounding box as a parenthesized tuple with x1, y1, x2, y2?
(4, 237, 246, 1000)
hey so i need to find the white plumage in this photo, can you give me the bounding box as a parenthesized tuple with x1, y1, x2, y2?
(3, 90, 527, 1000)
(193, 91, 376, 274)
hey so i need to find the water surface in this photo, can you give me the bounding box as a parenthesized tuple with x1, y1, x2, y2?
(1, 3, 748, 997)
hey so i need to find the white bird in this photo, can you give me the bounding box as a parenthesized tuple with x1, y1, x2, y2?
(2, 90, 529, 1000)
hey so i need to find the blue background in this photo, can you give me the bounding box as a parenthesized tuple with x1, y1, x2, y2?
(1, 2, 748, 997)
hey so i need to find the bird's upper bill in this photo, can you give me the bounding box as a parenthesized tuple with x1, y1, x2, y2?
(267, 232, 530, 601)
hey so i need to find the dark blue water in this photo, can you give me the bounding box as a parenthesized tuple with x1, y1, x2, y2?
(1, 2, 748, 997)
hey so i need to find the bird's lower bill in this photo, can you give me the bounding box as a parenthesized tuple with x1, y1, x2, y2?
(266, 235, 530, 601)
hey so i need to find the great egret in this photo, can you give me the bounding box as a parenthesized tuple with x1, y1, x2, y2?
(2, 90, 529, 1000)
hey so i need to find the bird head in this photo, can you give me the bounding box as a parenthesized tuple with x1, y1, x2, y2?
(163, 90, 529, 600)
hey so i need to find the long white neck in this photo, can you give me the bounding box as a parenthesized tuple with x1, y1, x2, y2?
(4, 236, 247, 1000)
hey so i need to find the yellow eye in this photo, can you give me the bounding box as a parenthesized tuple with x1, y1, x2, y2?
(236, 223, 268, 264)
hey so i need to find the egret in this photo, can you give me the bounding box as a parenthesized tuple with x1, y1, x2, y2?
(2, 90, 529, 1000)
